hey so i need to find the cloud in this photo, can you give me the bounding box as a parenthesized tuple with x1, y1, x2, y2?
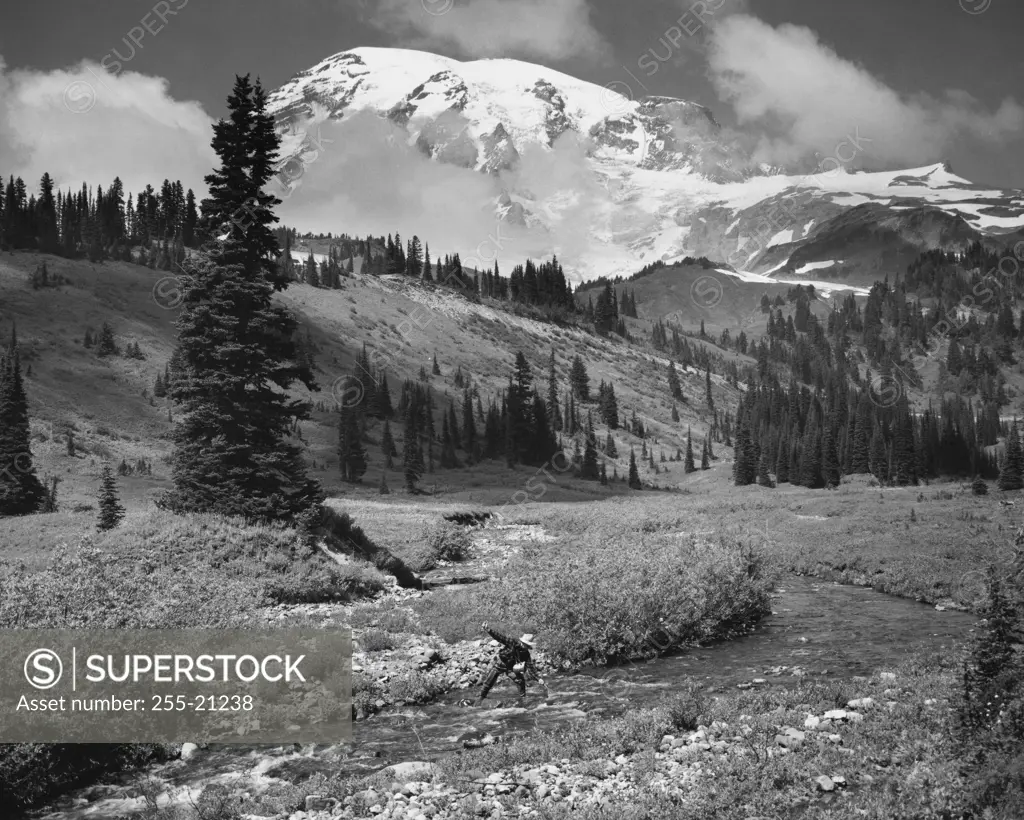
(706, 15, 1024, 168)
(366, 0, 608, 61)
(275, 111, 516, 262)
(0, 56, 215, 200)
(275, 110, 613, 276)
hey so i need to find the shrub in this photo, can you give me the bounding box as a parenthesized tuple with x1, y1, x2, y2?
(387, 671, 446, 705)
(360, 628, 396, 652)
(352, 672, 386, 717)
(423, 521, 472, 562)
(403, 541, 440, 573)
(377, 605, 417, 634)
(957, 565, 1024, 818)
(404, 521, 473, 573)
(491, 534, 772, 665)
(663, 684, 708, 732)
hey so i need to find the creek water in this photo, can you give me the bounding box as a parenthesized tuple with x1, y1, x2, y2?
(34, 575, 980, 818)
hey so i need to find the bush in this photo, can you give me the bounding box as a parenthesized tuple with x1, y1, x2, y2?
(423, 521, 472, 562)
(387, 670, 446, 705)
(360, 628, 396, 652)
(663, 684, 708, 732)
(491, 534, 772, 665)
(404, 521, 473, 573)
(352, 672, 386, 717)
(957, 565, 1024, 818)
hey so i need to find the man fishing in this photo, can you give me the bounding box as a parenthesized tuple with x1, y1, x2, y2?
(477, 622, 545, 703)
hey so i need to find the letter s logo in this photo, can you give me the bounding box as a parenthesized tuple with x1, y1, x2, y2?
(25, 649, 63, 690)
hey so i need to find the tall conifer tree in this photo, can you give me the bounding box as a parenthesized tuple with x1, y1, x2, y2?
(162, 75, 322, 520)
(0, 329, 46, 515)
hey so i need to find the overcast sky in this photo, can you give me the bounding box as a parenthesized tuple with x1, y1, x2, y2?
(1, 0, 1022, 198)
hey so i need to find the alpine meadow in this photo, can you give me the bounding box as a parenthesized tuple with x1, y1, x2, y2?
(2, 2, 1024, 818)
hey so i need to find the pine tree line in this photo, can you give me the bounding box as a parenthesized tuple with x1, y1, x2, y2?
(731, 375, 1003, 490)
(0, 172, 200, 261)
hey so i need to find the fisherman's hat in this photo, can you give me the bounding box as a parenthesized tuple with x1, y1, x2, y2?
(520, 633, 536, 647)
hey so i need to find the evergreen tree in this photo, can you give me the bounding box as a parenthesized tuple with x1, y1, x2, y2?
(821, 416, 841, 487)
(892, 400, 918, 487)
(432, 353, 441, 377)
(605, 432, 618, 459)
(869, 423, 887, 482)
(998, 421, 1024, 491)
(774, 429, 789, 483)
(627, 449, 642, 490)
(800, 411, 824, 489)
(0, 330, 46, 515)
(850, 392, 872, 474)
(97, 464, 125, 530)
(972, 475, 988, 496)
(961, 570, 1022, 732)
(757, 451, 774, 488)
(667, 361, 682, 400)
(671, 404, 680, 422)
(684, 428, 696, 473)
(338, 404, 367, 482)
(403, 405, 422, 493)
(461, 389, 477, 457)
(39, 474, 59, 514)
(547, 350, 561, 431)
(381, 419, 396, 468)
(732, 409, 757, 486)
(569, 354, 590, 402)
(701, 437, 710, 470)
(422, 244, 432, 282)
(705, 367, 714, 410)
(96, 322, 118, 357)
(378, 472, 390, 495)
(581, 413, 600, 480)
(162, 75, 323, 520)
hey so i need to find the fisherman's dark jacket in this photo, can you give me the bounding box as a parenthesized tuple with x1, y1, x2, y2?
(485, 628, 540, 678)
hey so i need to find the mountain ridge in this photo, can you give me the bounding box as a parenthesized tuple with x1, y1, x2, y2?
(266, 46, 1024, 286)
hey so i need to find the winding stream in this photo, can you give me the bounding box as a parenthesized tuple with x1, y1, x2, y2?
(34, 575, 979, 818)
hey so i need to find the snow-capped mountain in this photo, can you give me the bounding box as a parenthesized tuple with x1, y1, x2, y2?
(266, 47, 1024, 285)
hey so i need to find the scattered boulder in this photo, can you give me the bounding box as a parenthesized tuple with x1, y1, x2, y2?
(775, 728, 805, 750)
(305, 794, 337, 812)
(815, 775, 836, 792)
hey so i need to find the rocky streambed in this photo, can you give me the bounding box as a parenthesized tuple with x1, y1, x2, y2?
(32, 530, 980, 820)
